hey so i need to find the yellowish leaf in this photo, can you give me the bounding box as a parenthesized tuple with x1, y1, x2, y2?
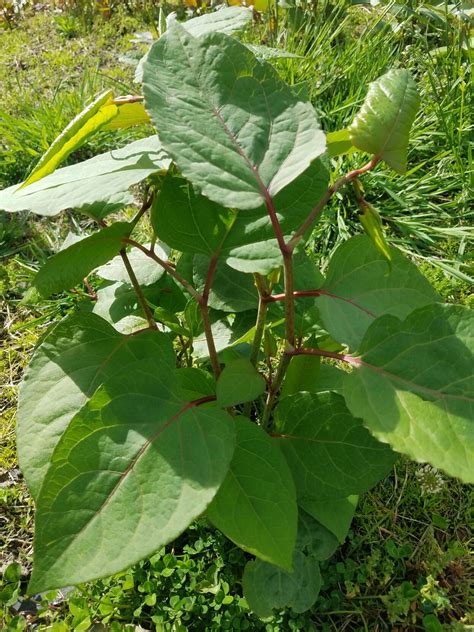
(102, 99, 150, 131)
(21, 90, 118, 188)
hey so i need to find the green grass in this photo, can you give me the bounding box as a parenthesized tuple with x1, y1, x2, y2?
(0, 2, 473, 630)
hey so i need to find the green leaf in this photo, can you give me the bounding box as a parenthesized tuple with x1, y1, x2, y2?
(274, 392, 397, 500)
(281, 352, 320, 399)
(17, 312, 175, 498)
(3, 563, 22, 584)
(175, 368, 215, 401)
(297, 510, 339, 561)
(317, 235, 440, 350)
(134, 7, 253, 84)
(93, 276, 187, 332)
(222, 160, 329, 274)
(96, 242, 169, 286)
(192, 312, 256, 360)
(301, 496, 358, 543)
(343, 303, 474, 483)
(358, 200, 392, 263)
(100, 99, 150, 130)
(349, 69, 420, 173)
(28, 359, 235, 592)
(216, 359, 266, 407)
(243, 536, 322, 618)
(151, 174, 236, 255)
(326, 129, 354, 157)
(22, 91, 118, 187)
(33, 222, 131, 298)
(193, 256, 258, 313)
(179, 6, 252, 37)
(207, 417, 297, 569)
(143, 27, 325, 210)
(0, 136, 170, 218)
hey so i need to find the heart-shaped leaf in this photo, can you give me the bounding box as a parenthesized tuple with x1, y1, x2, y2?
(28, 359, 235, 593)
(143, 26, 325, 210)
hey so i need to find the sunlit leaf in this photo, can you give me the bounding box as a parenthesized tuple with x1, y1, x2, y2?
(143, 26, 325, 210)
(343, 303, 474, 483)
(28, 358, 235, 593)
(22, 91, 118, 187)
(349, 69, 420, 173)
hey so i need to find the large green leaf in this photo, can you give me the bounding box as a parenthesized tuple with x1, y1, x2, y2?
(349, 69, 420, 173)
(274, 392, 397, 500)
(343, 303, 474, 483)
(143, 27, 325, 210)
(316, 235, 440, 350)
(153, 160, 328, 275)
(207, 417, 297, 569)
(17, 312, 175, 498)
(242, 510, 331, 617)
(0, 136, 170, 218)
(134, 7, 253, 84)
(216, 359, 266, 407)
(180, 5, 252, 37)
(151, 174, 236, 255)
(33, 222, 131, 297)
(28, 358, 235, 592)
(296, 509, 339, 561)
(222, 160, 329, 274)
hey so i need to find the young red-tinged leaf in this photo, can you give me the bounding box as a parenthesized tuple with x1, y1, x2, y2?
(343, 303, 474, 483)
(143, 26, 325, 210)
(216, 359, 266, 407)
(207, 417, 297, 569)
(349, 69, 420, 173)
(28, 359, 235, 593)
(17, 313, 176, 499)
(33, 222, 132, 298)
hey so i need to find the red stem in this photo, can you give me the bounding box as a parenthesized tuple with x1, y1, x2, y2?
(287, 157, 380, 252)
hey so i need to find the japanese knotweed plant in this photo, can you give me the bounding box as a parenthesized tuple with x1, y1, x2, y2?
(1, 8, 472, 618)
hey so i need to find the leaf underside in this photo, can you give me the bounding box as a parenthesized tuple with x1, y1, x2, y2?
(0, 136, 170, 218)
(349, 69, 420, 173)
